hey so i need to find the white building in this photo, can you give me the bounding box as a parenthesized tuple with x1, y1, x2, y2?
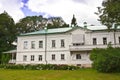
(16, 26, 120, 67)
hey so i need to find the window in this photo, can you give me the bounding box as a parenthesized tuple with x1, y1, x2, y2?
(76, 54, 81, 59)
(103, 37, 107, 45)
(119, 37, 120, 44)
(23, 55, 27, 61)
(52, 40, 56, 48)
(24, 41, 28, 49)
(93, 38, 97, 45)
(31, 41, 35, 49)
(39, 41, 43, 48)
(73, 43, 84, 46)
(61, 39, 65, 47)
(52, 54, 55, 60)
(38, 55, 42, 61)
(31, 55, 34, 61)
(61, 54, 65, 60)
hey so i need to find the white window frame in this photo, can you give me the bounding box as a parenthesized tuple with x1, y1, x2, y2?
(61, 39, 65, 47)
(38, 55, 42, 61)
(103, 37, 107, 45)
(23, 55, 27, 61)
(39, 41, 43, 48)
(52, 54, 55, 60)
(24, 41, 28, 49)
(31, 55, 35, 61)
(31, 41, 35, 49)
(52, 40, 56, 48)
(61, 54, 65, 60)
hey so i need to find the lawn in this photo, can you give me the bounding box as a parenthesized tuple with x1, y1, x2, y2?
(0, 69, 120, 80)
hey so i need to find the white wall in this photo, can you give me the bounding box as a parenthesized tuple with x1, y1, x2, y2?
(16, 27, 120, 66)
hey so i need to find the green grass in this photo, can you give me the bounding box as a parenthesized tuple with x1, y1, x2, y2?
(0, 69, 120, 80)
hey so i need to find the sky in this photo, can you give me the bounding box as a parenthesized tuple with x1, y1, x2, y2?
(0, 0, 103, 26)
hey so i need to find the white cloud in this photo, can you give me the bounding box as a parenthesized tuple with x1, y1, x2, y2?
(0, 0, 25, 23)
(27, 0, 103, 25)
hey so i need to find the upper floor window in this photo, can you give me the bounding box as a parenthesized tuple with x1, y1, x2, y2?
(118, 37, 120, 44)
(24, 41, 28, 49)
(38, 55, 42, 61)
(76, 54, 81, 59)
(93, 38, 97, 45)
(23, 55, 27, 61)
(61, 39, 65, 47)
(73, 43, 84, 46)
(52, 54, 55, 60)
(61, 54, 65, 60)
(31, 55, 34, 61)
(31, 41, 35, 49)
(39, 41, 43, 48)
(52, 40, 56, 48)
(103, 37, 107, 45)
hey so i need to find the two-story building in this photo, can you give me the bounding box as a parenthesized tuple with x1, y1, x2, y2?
(16, 26, 120, 67)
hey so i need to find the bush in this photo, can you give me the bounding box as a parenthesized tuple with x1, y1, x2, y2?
(0, 64, 80, 70)
(90, 47, 120, 73)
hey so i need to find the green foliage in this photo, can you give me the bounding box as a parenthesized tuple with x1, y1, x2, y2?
(1, 53, 11, 64)
(0, 11, 16, 63)
(0, 64, 80, 70)
(16, 16, 69, 34)
(16, 16, 47, 34)
(90, 47, 120, 73)
(47, 17, 69, 29)
(95, 0, 120, 29)
(71, 14, 77, 27)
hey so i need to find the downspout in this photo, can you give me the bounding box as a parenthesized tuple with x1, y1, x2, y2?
(44, 27, 47, 64)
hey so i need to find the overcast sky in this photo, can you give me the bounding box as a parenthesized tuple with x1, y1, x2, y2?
(0, 0, 103, 26)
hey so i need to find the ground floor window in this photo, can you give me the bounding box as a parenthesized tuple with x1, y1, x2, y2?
(31, 55, 35, 61)
(61, 54, 65, 60)
(23, 55, 27, 61)
(38, 55, 42, 61)
(76, 54, 81, 59)
(52, 54, 55, 60)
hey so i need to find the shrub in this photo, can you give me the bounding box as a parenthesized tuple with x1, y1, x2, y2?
(90, 47, 120, 73)
(0, 64, 80, 70)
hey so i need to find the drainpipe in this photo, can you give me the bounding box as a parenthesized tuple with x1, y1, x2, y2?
(44, 27, 47, 64)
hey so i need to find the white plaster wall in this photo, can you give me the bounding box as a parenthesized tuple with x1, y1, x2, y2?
(85, 31, 118, 45)
(16, 28, 120, 66)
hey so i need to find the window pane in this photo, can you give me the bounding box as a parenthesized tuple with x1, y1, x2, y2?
(76, 54, 81, 59)
(52, 40, 56, 48)
(24, 41, 28, 49)
(31, 41, 35, 49)
(103, 37, 107, 45)
(61, 54, 65, 60)
(31, 55, 34, 61)
(93, 38, 97, 45)
(38, 55, 42, 61)
(119, 37, 120, 44)
(39, 41, 43, 48)
(52, 54, 55, 60)
(23, 55, 27, 61)
(61, 39, 65, 47)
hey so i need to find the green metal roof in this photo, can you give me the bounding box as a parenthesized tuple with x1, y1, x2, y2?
(20, 25, 120, 36)
(20, 27, 73, 36)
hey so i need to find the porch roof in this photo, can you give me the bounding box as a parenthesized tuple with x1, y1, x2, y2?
(3, 49, 17, 54)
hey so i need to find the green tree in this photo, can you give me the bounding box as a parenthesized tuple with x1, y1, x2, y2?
(47, 17, 69, 29)
(16, 15, 47, 34)
(95, 0, 120, 44)
(96, 0, 120, 29)
(0, 11, 16, 63)
(71, 14, 77, 27)
(90, 47, 120, 73)
(0, 11, 16, 52)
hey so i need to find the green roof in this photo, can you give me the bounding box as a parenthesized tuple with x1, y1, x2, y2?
(20, 27, 73, 36)
(20, 25, 120, 36)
